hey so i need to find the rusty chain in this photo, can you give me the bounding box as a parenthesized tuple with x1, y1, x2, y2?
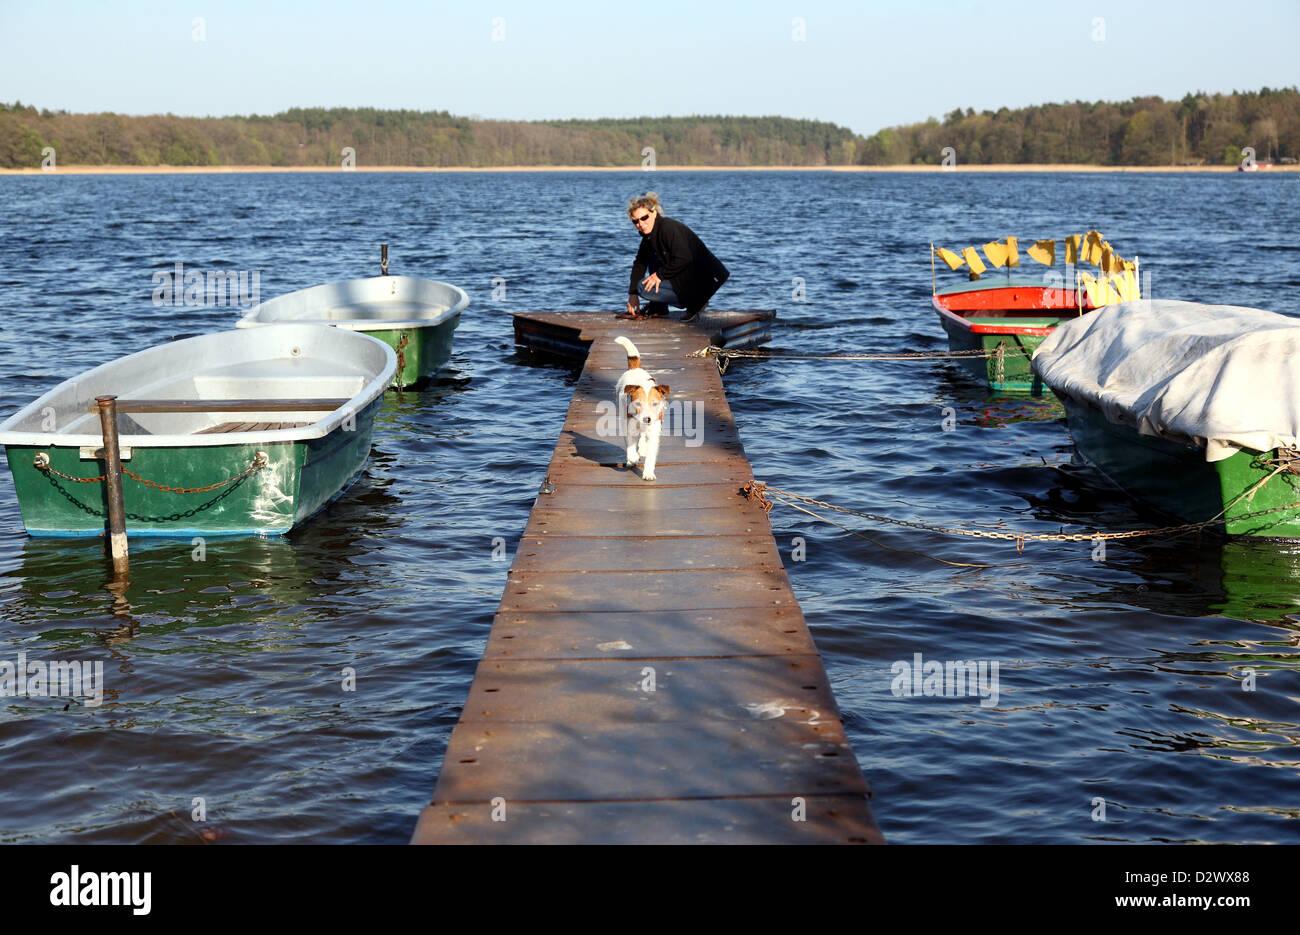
(396, 331, 409, 378)
(38, 467, 262, 523)
(688, 346, 1007, 361)
(33, 451, 268, 493)
(741, 480, 1300, 550)
(689, 343, 1028, 375)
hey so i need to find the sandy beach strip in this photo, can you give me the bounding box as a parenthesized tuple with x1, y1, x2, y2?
(1, 163, 1294, 176)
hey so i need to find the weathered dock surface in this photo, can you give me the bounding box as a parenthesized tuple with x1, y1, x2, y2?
(412, 311, 883, 844)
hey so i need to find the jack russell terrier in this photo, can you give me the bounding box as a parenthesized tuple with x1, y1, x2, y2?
(613, 336, 670, 482)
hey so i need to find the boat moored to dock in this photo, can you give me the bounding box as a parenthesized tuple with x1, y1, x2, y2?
(0, 324, 396, 538)
(1033, 299, 1300, 538)
(237, 270, 467, 389)
(931, 232, 1140, 392)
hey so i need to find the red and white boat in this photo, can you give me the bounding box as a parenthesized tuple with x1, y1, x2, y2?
(929, 233, 1140, 392)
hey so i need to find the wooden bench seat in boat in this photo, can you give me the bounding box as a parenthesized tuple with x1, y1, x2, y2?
(194, 421, 312, 434)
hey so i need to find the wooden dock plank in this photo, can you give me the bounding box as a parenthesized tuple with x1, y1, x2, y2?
(510, 534, 779, 571)
(431, 720, 867, 801)
(484, 608, 819, 660)
(526, 484, 753, 512)
(414, 313, 881, 845)
(454, 656, 839, 723)
(540, 462, 754, 486)
(497, 567, 797, 613)
(413, 796, 884, 845)
(523, 506, 772, 538)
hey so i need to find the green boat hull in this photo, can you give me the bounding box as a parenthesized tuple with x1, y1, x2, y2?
(938, 314, 1057, 394)
(364, 313, 460, 389)
(4, 398, 379, 538)
(1214, 539, 1300, 620)
(1060, 395, 1300, 538)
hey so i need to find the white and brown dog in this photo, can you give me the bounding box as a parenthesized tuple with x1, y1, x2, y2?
(613, 336, 670, 481)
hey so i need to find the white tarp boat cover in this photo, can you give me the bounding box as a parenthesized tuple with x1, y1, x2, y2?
(1032, 299, 1300, 462)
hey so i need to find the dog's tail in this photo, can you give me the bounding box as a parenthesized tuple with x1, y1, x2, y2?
(614, 335, 641, 369)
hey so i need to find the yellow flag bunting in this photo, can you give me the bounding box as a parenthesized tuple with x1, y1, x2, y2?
(1064, 234, 1081, 265)
(981, 238, 1020, 269)
(1026, 239, 1055, 266)
(933, 246, 965, 270)
(960, 246, 987, 276)
(935, 232, 1131, 273)
(1083, 230, 1104, 265)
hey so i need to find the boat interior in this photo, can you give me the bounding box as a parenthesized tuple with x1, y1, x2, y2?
(195, 420, 311, 434)
(961, 310, 1071, 321)
(322, 299, 452, 321)
(241, 277, 466, 327)
(30, 359, 367, 438)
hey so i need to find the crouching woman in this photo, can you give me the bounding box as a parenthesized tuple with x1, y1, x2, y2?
(620, 192, 729, 322)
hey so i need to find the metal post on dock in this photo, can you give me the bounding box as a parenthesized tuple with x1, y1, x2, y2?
(96, 395, 129, 576)
(381, 243, 389, 276)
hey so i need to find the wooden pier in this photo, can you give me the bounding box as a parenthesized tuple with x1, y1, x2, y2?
(411, 310, 883, 844)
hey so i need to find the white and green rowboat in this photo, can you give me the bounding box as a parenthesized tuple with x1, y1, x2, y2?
(0, 324, 395, 538)
(237, 275, 468, 389)
(1033, 299, 1300, 538)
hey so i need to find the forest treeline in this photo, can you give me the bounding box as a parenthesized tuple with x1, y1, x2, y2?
(1, 88, 1296, 168)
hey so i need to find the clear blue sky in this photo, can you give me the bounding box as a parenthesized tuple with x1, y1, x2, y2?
(2, 0, 1296, 134)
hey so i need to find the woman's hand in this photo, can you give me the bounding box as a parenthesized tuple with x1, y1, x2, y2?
(626, 297, 640, 316)
(641, 272, 662, 293)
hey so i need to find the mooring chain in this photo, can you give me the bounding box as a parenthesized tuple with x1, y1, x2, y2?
(32, 455, 104, 483)
(688, 343, 1032, 375)
(38, 467, 262, 523)
(688, 345, 1026, 362)
(742, 480, 1300, 548)
(396, 331, 410, 377)
(123, 456, 268, 494)
(33, 451, 268, 493)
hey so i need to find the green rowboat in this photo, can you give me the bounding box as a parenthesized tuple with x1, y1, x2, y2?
(0, 324, 396, 538)
(237, 275, 467, 389)
(1057, 394, 1300, 537)
(932, 279, 1067, 393)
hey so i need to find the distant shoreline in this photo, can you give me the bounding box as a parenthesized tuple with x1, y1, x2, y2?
(2, 163, 1296, 176)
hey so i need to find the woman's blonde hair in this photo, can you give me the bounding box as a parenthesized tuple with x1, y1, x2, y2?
(627, 191, 663, 218)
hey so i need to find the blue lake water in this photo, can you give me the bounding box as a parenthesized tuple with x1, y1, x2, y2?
(0, 169, 1297, 843)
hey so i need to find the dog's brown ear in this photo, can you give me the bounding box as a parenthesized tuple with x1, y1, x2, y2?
(624, 385, 645, 398)
(654, 384, 671, 399)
